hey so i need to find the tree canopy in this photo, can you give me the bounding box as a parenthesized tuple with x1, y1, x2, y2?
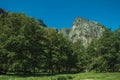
(0, 9, 120, 75)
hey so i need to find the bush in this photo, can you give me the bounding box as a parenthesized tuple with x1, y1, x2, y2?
(57, 76, 73, 80)
(66, 76, 73, 79)
(57, 76, 67, 80)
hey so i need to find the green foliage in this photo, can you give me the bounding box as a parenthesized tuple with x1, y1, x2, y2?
(57, 76, 67, 80)
(57, 75, 73, 80)
(86, 29, 120, 72)
(0, 9, 120, 75)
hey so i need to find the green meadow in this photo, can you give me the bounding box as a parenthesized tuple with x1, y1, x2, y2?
(0, 72, 120, 80)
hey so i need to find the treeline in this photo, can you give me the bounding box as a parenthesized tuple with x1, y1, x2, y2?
(0, 9, 120, 75)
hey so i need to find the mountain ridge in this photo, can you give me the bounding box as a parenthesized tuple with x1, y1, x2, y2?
(60, 16, 105, 47)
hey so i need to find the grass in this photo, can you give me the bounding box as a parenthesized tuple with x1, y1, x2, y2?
(0, 72, 120, 80)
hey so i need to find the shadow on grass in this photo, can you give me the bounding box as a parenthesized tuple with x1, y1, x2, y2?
(4, 73, 54, 77)
(1, 71, 78, 77)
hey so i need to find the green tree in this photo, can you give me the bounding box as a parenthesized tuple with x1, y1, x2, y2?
(72, 40, 85, 72)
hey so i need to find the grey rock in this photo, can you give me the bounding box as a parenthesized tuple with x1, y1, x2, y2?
(61, 16, 105, 47)
(59, 28, 71, 37)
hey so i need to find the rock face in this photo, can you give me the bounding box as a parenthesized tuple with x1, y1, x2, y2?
(59, 28, 71, 36)
(37, 19, 47, 27)
(60, 17, 105, 47)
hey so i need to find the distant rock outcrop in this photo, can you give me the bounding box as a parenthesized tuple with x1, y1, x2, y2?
(59, 28, 71, 37)
(60, 17, 105, 47)
(0, 8, 7, 17)
(37, 19, 47, 27)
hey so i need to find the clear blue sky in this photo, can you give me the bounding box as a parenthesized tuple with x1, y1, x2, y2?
(0, 0, 120, 30)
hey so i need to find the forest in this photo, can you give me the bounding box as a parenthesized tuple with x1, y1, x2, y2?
(0, 8, 120, 75)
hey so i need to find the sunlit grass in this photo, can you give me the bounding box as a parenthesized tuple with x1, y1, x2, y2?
(0, 72, 120, 80)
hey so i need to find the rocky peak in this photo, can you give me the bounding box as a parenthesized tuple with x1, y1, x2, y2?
(60, 17, 105, 47)
(69, 17, 105, 47)
(0, 8, 7, 17)
(73, 16, 88, 24)
(37, 19, 47, 27)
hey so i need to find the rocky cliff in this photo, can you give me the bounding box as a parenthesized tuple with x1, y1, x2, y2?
(60, 17, 105, 47)
(59, 28, 71, 36)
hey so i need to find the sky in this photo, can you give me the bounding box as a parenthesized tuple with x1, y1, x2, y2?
(0, 0, 120, 31)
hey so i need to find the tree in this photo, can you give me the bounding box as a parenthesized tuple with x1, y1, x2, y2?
(72, 40, 85, 72)
(86, 29, 120, 72)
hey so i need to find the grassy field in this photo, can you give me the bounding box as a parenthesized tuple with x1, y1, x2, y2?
(0, 72, 120, 80)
